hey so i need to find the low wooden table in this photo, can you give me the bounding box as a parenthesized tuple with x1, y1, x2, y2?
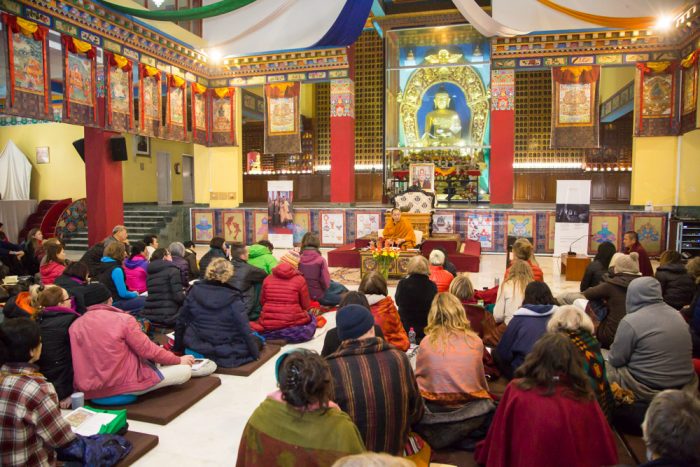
(360, 249, 421, 278)
(560, 254, 591, 281)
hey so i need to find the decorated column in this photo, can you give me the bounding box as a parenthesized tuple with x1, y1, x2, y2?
(489, 69, 515, 205)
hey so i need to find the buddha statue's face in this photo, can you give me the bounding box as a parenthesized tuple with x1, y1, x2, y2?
(434, 92, 450, 110)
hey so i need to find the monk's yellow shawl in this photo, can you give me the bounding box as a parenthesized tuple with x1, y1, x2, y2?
(383, 217, 416, 248)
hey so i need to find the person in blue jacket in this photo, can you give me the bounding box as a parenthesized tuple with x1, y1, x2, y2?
(96, 242, 145, 313)
(495, 281, 558, 379)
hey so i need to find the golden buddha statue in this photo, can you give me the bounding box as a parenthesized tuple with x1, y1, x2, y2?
(421, 86, 465, 147)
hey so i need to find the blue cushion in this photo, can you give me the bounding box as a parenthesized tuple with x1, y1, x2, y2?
(185, 348, 205, 359)
(91, 394, 138, 406)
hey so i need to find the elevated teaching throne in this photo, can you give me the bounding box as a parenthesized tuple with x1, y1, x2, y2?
(378, 187, 436, 245)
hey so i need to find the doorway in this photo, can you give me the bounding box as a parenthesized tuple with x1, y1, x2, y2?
(156, 152, 172, 205)
(182, 155, 194, 204)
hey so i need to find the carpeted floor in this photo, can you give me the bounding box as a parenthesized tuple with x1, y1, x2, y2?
(330, 267, 400, 287)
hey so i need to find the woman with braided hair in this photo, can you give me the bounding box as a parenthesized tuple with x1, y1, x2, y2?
(236, 349, 365, 466)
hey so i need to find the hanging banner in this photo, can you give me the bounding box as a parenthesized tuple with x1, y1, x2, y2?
(551, 66, 600, 148)
(139, 64, 161, 137)
(166, 74, 187, 141)
(491, 69, 515, 111)
(634, 61, 678, 137)
(267, 180, 294, 249)
(62, 35, 97, 126)
(680, 50, 698, 134)
(191, 82, 208, 145)
(209, 87, 235, 147)
(264, 82, 301, 154)
(1, 14, 51, 120)
(104, 52, 133, 133)
(554, 180, 591, 256)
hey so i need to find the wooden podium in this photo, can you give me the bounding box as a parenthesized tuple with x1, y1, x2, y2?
(560, 254, 591, 281)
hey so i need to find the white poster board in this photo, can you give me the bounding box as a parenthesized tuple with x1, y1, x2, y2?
(553, 180, 591, 256)
(267, 180, 294, 249)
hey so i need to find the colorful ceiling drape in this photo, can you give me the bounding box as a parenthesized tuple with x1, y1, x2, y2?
(0, 13, 51, 120)
(139, 64, 161, 138)
(62, 35, 98, 127)
(166, 74, 187, 141)
(264, 82, 300, 154)
(635, 61, 679, 137)
(95, 0, 255, 21)
(551, 66, 600, 148)
(680, 50, 698, 134)
(209, 87, 236, 147)
(191, 83, 209, 146)
(105, 52, 133, 133)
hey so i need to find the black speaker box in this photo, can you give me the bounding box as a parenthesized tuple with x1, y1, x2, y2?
(72, 139, 85, 161)
(110, 136, 128, 161)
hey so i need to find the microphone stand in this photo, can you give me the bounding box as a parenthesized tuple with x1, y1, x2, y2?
(567, 234, 590, 256)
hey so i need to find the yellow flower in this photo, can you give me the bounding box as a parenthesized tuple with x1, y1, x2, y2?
(382, 251, 388, 256)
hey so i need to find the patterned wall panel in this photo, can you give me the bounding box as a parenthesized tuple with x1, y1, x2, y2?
(354, 29, 384, 169)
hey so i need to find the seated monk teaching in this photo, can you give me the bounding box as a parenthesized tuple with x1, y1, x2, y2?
(382, 208, 416, 249)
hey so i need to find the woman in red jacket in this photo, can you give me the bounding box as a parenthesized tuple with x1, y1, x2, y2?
(358, 271, 409, 351)
(40, 243, 67, 286)
(250, 250, 316, 343)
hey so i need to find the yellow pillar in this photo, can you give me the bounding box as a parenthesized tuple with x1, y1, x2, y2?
(631, 136, 677, 207)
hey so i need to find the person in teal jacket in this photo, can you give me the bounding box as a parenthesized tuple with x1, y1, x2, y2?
(248, 241, 278, 275)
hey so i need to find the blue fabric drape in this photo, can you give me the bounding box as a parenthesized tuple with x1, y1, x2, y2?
(313, 0, 373, 47)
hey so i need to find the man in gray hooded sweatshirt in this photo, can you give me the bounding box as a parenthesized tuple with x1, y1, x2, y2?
(606, 276, 697, 402)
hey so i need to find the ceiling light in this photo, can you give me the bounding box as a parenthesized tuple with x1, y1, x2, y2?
(654, 14, 674, 31)
(152, 0, 164, 7)
(208, 49, 223, 64)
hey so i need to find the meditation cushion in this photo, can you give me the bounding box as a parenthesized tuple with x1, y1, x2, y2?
(92, 394, 138, 406)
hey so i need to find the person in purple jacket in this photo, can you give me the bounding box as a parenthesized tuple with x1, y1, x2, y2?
(298, 233, 347, 306)
(122, 241, 149, 294)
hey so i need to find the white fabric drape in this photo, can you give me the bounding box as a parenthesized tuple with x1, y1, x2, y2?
(451, 0, 528, 37)
(0, 140, 32, 200)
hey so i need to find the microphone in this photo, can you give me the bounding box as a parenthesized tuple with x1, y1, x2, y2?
(568, 234, 592, 256)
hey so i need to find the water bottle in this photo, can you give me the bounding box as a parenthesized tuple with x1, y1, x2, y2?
(408, 327, 416, 345)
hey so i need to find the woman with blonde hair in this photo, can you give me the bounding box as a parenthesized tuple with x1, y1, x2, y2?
(395, 255, 438, 342)
(449, 273, 486, 337)
(493, 260, 533, 325)
(504, 238, 543, 282)
(547, 305, 614, 419)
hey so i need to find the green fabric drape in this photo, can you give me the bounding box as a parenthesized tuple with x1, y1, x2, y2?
(95, 0, 256, 21)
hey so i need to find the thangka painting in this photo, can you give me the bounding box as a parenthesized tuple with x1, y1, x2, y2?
(330, 79, 354, 117)
(105, 53, 133, 133)
(356, 212, 381, 239)
(632, 214, 666, 257)
(222, 211, 245, 244)
(191, 210, 215, 243)
(191, 83, 208, 145)
(167, 75, 186, 141)
(467, 213, 494, 250)
(292, 211, 311, 245)
(635, 63, 677, 137)
(253, 211, 268, 243)
(210, 88, 235, 147)
(546, 212, 556, 253)
(505, 213, 536, 249)
(491, 70, 514, 111)
(62, 36, 97, 127)
(681, 51, 698, 134)
(432, 212, 455, 234)
(139, 64, 161, 137)
(264, 82, 301, 154)
(320, 211, 345, 246)
(551, 66, 600, 148)
(1, 14, 51, 120)
(588, 214, 622, 254)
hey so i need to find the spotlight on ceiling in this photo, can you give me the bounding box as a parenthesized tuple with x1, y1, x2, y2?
(152, 0, 164, 7)
(654, 14, 674, 31)
(207, 49, 223, 64)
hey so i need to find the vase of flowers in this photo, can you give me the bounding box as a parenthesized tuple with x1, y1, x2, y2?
(370, 243, 399, 279)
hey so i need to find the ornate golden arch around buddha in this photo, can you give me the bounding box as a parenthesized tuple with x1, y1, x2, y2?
(399, 65, 489, 148)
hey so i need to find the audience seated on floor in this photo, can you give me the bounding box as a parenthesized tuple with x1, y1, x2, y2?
(70, 284, 197, 399)
(2, 282, 38, 320)
(546, 305, 614, 419)
(495, 281, 558, 379)
(580, 251, 640, 348)
(640, 390, 700, 467)
(623, 230, 654, 277)
(358, 271, 409, 351)
(251, 250, 316, 343)
(687, 256, 700, 358)
(326, 305, 424, 456)
(606, 277, 697, 404)
(123, 241, 149, 294)
(247, 240, 278, 275)
(414, 293, 495, 450)
(448, 273, 485, 337)
(655, 250, 694, 311)
(236, 350, 365, 466)
(22, 228, 43, 275)
(428, 249, 454, 293)
(142, 247, 186, 327)
(198, 237, 229, 278)
(430, 246, 457, 277)
(53, 261, 93, 314)
(35, 285, 81, 403)
(143, 234, 159, 259)
(40, 242, 66, 286)
(227, 242, 268, 320)
(183, 241, 200, 281)
(395, 255, 437, 342)
(168, 242, 191, 287)
(175, 258, 260, 368)
(581, 241, 617, 292)
(0, 231, 26, 275)
(493, 259, 533, 328)
(80, 225, 130, 278)
(0, 318, 77, 465)
(299, 232, 348, 307)
(321, 292, 384, 357)
(504, 238, 543, 282)
(476, 333, 618, 467)
(97, 242, 145, 314)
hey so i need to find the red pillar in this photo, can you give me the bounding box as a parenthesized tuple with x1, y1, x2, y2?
(85, 102, 124, 245)
(489, 70, 515, 205)
(330, 46, 355, 204)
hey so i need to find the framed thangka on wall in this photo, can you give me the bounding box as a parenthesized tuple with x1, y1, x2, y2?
(588, 214, 622, 254)
(265, 82, 301, 154)
(680, 50, 698, 134)
(551, 66, 600, 148)
(139, 64, 161, 138)
(210, 87, 235, 147)
(191, 209, 215, 243)
(62, 35, 98, 127)
(432, 212, 455, 234)
(253, 211, 268, 243)
(545, 212, 556, 253)
(1, 14, 52, 120)
(167, 74, 187, 141)
(467, 213, 494, 250)
(504, 213, 536, 249)
(191, 83, 208, 145)
(635, 62, 677, 137)
(222, 211, 245, 244)
(632, 214, 667, 257)
(320, 211, 345, 246)
(293, 211, 311, 245)
(105, 52, 133, 133)
(356, 212, 381, 239)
